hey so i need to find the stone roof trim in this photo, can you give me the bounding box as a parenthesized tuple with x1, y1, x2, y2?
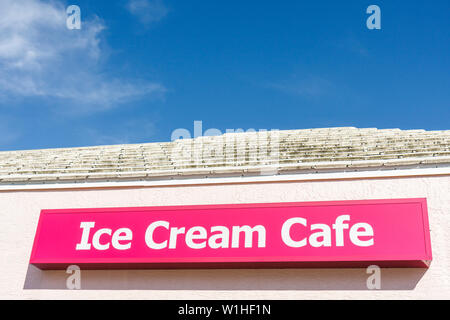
(0, 127, 449, 184)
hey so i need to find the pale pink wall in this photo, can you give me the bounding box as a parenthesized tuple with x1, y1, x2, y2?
(0, 175, 449, 299)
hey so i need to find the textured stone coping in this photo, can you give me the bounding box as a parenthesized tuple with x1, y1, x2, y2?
(0, 127, 449, 184)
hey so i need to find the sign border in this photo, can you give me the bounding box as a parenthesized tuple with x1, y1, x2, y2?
(29, 198, 432, 269)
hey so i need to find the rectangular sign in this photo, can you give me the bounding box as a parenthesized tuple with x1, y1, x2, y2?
(30, 198, 432, 269)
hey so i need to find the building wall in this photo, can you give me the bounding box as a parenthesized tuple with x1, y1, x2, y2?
(0, 174, 449, 299)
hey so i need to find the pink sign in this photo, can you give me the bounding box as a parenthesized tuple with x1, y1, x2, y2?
(30, 198, 432, 269)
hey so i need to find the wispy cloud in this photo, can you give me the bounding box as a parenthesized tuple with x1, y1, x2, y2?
(335, 36, 370, 57)
(0, 0, 166, 112)
(83, 118, 157, 145)
(126, 0, 169, 24)
(0, 117, 21, 145)
(266, 76, 335, 98)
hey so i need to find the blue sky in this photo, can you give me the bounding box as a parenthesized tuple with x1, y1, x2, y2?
(0, 0, 449, 151)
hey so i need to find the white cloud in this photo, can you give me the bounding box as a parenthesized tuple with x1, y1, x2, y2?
(126, 0, 169, 24)
(0, 0, 166, 111)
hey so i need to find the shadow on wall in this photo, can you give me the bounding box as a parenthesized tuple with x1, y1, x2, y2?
(23, 265, 427, 290)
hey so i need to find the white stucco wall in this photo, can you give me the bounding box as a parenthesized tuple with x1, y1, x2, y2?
(0, 174, 449, 299)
